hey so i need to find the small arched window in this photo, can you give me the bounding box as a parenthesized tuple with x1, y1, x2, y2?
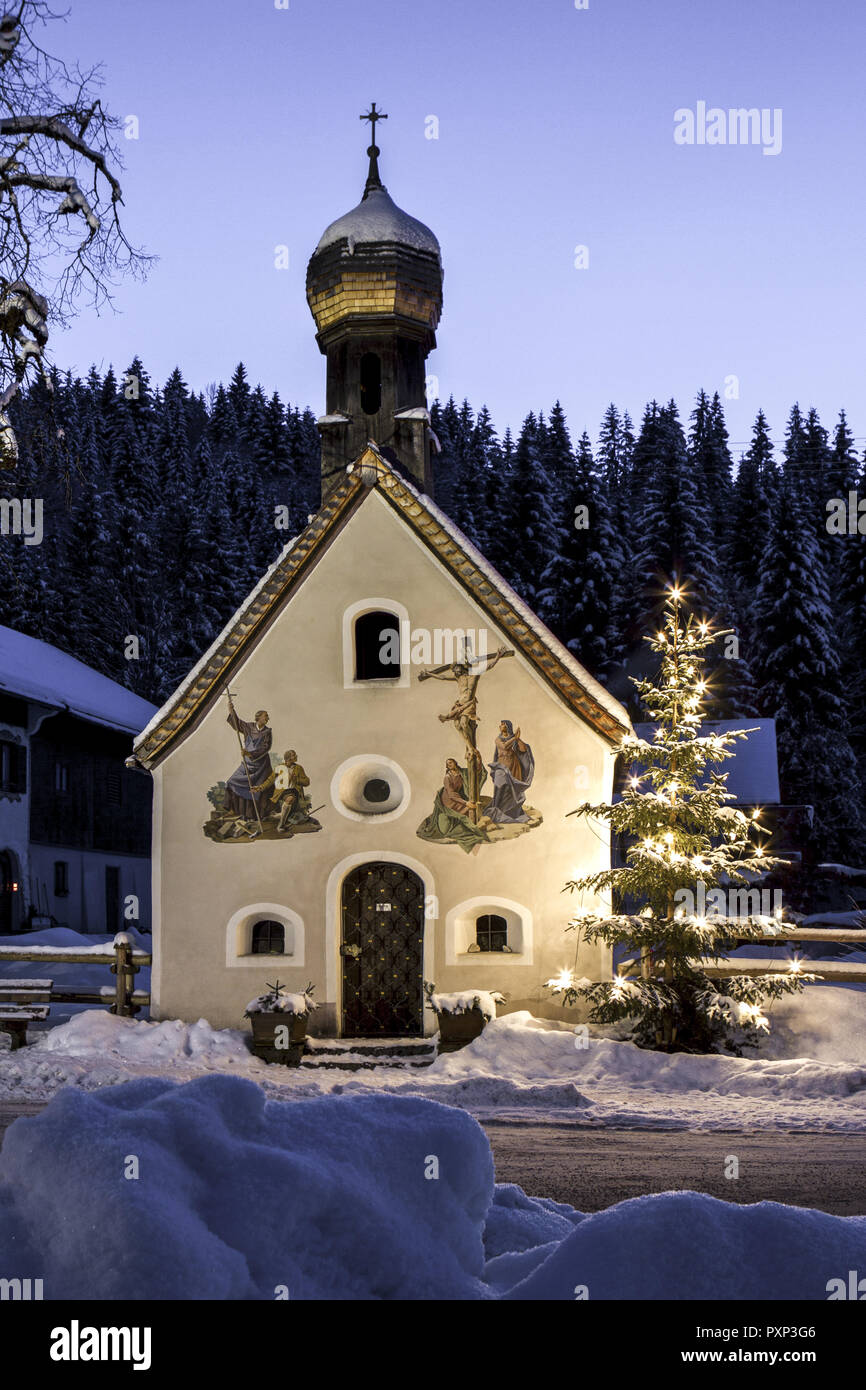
(354, 609, 401, 681)
(476, 913, 508, 952)
(251, 919, 285, 955)
(360, 353, 382, 415)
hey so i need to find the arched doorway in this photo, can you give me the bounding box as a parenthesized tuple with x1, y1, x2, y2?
(340, 861, 424, 1036)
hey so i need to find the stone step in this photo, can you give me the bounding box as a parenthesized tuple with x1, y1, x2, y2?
(300, 1037, 437, 1071)
(304, 1038, 435, 1058)
(299, 1055, 435, 1072)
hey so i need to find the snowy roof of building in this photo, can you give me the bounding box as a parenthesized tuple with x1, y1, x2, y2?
(632, 719, 781, 804)
(0, 625, 158, 736)
(314, 187, 441, 259)
(133, 446, 632, 768)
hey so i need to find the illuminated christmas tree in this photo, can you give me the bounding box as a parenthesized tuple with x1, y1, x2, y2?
(547, 583, 813, 1051)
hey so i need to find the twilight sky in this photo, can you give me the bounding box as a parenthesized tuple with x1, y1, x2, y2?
(49, 0, 866, 455)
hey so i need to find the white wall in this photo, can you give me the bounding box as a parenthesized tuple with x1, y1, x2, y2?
(151, 492, 617, 1030)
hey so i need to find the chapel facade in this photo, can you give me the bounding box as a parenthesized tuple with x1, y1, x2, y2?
(133, 114, 632, 1035)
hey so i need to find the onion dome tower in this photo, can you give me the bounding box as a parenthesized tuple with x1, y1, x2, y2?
(306, 104, 444, 500)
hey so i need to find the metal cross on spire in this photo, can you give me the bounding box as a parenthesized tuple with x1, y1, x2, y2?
(360, 101, 388, 198)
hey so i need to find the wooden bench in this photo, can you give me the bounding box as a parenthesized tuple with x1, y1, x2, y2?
(0, 980, 52, 1050)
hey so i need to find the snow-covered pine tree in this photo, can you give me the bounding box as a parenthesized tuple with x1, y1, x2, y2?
(684, 388, 756, 715)
(781, 402, 809, 508)
(64, 430, 115, 675)
(688, 389, 734, 536)
(546, 584, 812, 1051)
(541, 400, 574, 513)
(467, 404, 499, 554)
(837, 448, 866, 762)
(827, 410, 859, 500)
(595, 403, 634, 671)
(447, 399, 482, 545)
(730, 409, 776, 598)
(497, 411, 557, 606)
(106, 400, 159, 695)
(207, 384, 240, 461)
(751, 475, 864, 858)
(536, 430, 618, 677)
(227, 361, 252, 428)
(597, 402, 634, 496)
(632, 401, 723, 627)
(428, 395, 460, 513)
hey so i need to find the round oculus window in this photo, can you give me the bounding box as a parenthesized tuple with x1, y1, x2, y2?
(363, 777, 391, 804)
(334, 757, 408, 818)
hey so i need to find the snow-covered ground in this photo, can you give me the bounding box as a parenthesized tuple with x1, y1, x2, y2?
(3, 931, 866, 1299)
(0, 1074, 863, 1300)
(3, 983, 866, 1131)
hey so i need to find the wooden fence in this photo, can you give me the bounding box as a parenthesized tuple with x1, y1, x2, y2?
(703, 924, 866, 984)
(622, 922, 866, 984)
(0, 932, 151, 1017)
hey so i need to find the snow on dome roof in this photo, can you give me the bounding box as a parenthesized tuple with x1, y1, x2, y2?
(315, 186, 440, 259)
(0, 624, 158, 735)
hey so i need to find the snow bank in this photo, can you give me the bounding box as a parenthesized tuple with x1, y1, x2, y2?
(0, 1076, 863, 1300)
(0, 1077, 494, 1300)
(502, 1191, 866, 1301)
(440, 1011, 866, 1102)
(4, 988, 866, 1130)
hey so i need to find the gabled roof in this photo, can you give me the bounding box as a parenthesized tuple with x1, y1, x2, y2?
(0, 625, 158, 736)
(133, 446, 632, 768)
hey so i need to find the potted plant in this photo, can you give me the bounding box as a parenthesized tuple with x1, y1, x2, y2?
(423, 981, 506, 1053)
(244, 980, 317, 1065)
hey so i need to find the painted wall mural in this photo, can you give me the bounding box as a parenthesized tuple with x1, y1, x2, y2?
(203, 692, 323, 842)
(416, 646, 542, 853)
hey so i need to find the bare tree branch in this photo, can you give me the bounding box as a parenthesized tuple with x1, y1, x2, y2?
(0, 0, 152, 465)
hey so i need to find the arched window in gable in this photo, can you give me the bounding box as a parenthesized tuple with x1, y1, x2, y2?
(354, 609, 401, 682)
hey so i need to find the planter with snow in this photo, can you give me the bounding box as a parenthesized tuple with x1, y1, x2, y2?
(244, 981, 316, 1065)
(424, 983, 506, 1053)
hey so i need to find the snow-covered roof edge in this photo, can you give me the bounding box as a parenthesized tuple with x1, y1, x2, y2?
(401, 473, 631, 736)
(0, 625, 157, 736)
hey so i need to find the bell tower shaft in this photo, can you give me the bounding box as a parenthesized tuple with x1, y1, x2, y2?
(306, 107, 444, 501)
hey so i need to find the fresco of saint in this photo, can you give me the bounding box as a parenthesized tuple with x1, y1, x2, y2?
(486, 720, 535, 823)
(224, 707, 273, 820)
(203, 699, 323, 841)
(416, 757, 489, 854)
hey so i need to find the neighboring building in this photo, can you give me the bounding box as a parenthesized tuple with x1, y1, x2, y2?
(0, 625, 156, 934)
(132, 121, 633, 1034)
(629, 720, 813, 865)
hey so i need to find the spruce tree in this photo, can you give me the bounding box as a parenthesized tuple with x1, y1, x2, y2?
(730, 410, 776, 596)
(632, 401, 722, 620)
(688, 390, 734, 556)
(752, 476, 864, 857)
(837, 449, 866, 761)
(827, 410, 859, 498)
(546, 586, 811, 1051)
(537, 431, 618, 677)
(497, 412, 556, 605)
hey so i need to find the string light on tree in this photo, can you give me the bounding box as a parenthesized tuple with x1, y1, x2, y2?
(547, 580, 815, 1052)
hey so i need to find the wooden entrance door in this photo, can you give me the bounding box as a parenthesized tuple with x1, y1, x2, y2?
(341, 861, 424, 1036)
